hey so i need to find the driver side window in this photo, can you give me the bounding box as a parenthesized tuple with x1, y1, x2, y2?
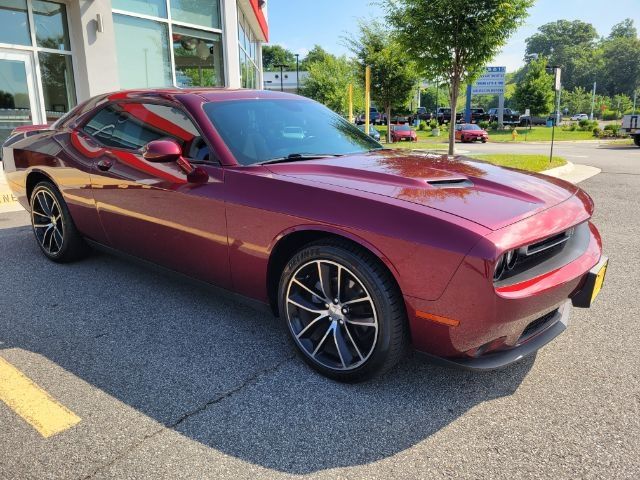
(83, 102, 214, 162)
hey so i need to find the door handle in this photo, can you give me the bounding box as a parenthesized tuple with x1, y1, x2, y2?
(97, 159, 113, 171)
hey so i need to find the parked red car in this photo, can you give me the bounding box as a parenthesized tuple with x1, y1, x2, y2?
(1, 89, 607, 382)
(455, 123, 489, 143)
(390, 124, 417, 142)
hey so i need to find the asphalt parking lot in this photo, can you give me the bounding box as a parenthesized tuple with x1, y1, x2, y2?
(1, 141, 639, 479)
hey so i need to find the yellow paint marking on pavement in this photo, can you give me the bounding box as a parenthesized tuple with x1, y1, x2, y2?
(0, 357, 81, 438)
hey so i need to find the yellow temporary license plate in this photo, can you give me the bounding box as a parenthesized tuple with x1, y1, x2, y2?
(591, 260, 608, 303)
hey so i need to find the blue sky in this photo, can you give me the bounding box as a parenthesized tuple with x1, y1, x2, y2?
(266, 0, 640, 72)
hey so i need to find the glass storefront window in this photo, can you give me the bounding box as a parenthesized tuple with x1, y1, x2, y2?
(173, 26, 224, 87)
(112, 0, 167, 18)
(237, 4, 260, 90)
(0, 56, 33, 148)
(171, 0, 220, 29)
(32, 0, 70, 51)
(0, 0, 31, 46)
(113, 14, 172, 88)
(38, 52, 76, 122)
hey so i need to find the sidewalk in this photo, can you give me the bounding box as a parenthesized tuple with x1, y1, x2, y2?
(0, 167, 24, 214)
(541, 161, 601, 184)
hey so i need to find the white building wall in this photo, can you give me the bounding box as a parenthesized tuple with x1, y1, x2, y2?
(221, 1, 241, 88)
(67, 0, 120, 101)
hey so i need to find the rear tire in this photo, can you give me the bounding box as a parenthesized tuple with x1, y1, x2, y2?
(634, 135, 640, 147)
(278, 240, 409, 382)
(30, 181, 89, 263)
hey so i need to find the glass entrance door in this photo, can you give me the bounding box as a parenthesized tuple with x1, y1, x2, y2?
(0, 50, 40, 151)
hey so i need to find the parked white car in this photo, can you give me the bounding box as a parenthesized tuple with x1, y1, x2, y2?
(570, 113, 589, 121)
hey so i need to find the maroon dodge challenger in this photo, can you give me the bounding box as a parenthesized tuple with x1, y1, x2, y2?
(1, 89, 607, 382)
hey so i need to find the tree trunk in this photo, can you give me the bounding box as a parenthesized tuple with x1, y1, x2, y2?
(386, 105, 392, 143)
(448, 84, 458, 156)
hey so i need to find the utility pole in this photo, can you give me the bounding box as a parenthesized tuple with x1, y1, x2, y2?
(548, 66, 561, 164)
(590, 81, 596, 120)
(294, 54, 300, 94)
(348, 83, 353, 124)
(634, 90, 637, 114)
(365, 66, 371, 138)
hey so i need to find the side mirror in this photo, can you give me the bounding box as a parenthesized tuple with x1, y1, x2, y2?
(142, 139, 182, 163)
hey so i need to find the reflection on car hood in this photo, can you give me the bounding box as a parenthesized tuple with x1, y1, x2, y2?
(264, 150, 578, 230)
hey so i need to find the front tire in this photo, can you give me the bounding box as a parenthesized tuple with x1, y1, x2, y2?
(278, 241, 408, 382)
(30, 181, 89, 262)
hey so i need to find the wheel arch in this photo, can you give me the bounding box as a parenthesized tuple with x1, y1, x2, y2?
(266, 226, 403, 316)
(26, 169, 57, 206)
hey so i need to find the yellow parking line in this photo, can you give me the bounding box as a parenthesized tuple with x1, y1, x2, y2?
(0, 357, 81, 438)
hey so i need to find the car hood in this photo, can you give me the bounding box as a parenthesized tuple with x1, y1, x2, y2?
(264, 150, 578, 231)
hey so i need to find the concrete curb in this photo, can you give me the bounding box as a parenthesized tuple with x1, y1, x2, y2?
(541, 161, 601, 184)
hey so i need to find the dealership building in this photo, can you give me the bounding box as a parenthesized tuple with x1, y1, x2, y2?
(0, 0, 269, 147)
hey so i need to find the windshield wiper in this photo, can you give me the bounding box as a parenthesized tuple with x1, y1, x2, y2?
(258, 153, 343, 165)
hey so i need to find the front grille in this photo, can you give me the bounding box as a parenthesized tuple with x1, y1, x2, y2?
(525, 228, 574, 256)
(520, 309, 558, 340)
(495, 222, 590, 287)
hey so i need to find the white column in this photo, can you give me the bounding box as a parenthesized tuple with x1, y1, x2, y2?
(67, 0, 120, 101)
(256, 41, 263, 89)
(221, 0, 241, 88)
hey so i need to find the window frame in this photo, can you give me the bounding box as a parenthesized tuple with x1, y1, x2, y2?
(112, 0, 224, 88)
(0, 0, 77, 124)
(78, 99, 220, 165)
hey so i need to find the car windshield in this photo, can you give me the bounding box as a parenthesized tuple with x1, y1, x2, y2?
(462, 124, 481, 130)
(394, 125, 411, 131)
(203, 99, 381, 165)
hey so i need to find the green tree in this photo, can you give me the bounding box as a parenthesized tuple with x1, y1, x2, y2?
(600, 35, 640, 97)
(300, 53, 363, 116)
(609, 18, 637, 39)
(612, 94, 633, 116)
(513, 56, 554, 115)
(387, 0, 532, 154)
(345, 21, 418, 143)
(525, 20, 599, 91)
(562, 87, 592, 115)
(300, 45, 332, 70)
(262, 45, 295, 71)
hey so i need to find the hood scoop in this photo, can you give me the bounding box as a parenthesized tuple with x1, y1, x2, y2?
(426, 178, 474, 189)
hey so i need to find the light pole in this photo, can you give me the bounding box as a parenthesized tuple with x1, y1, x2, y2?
(590, 81, 596, 120)
(294, 54, 300, 94)
(274, 63, 287, 92)
(546, 65, 561, 164)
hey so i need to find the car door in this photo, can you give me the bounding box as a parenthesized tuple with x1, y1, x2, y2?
(79, 100, 230, 288)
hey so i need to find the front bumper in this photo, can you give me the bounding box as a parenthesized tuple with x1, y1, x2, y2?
(419, 300, 570, 370)
(405, 193, 603, 366)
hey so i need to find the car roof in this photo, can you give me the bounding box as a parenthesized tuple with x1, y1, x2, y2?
(102, 88, 305, 103)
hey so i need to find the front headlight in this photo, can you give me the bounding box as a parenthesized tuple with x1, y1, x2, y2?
(494, 249, 519, 281)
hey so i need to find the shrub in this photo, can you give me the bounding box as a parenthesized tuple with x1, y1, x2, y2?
(577, 119, 598, 131)
(603, 124, 620, 135)
(419, 120, 428, 131)
(489, 121, 499, 131)
(602, 110, 619, 121)
(478, 120, 489, 129)
(592, 126, 601, 137)
(429, 119, 438, 130)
